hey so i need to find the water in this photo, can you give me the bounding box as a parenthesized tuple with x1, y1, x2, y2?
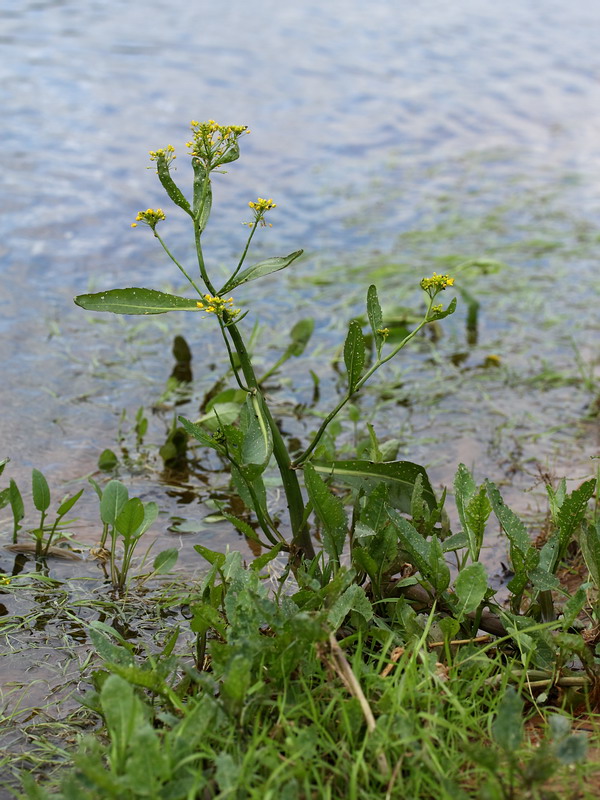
(1, 0, 600, 581)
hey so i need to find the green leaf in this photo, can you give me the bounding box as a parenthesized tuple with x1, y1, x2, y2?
(198, 402, 242, 431)
(454, 562, 488, 619)
(579, 520, 600, 590)
(327, 584, 373, 630)
(152, 548, 179, 574)
(57, 488, 84, 517)
(9, 479, 24, 530)
(343, 319, 366, 392)
(98, 448, 118, 471)
(557, 479, 596, 554)
(529, 567, 560, 591)
(178, 415, 226, 454)
(220, 250, 303, 293)
(99, 675, 148, 774)
(428, 296, 457, 321)
(100, 480, 129, 526)
(366, 285, 385, 356)
(74, 288, 201, 315)
(32, 469, 50, 513)
(194, 544, 226, 568)
(250, 542, 285, 571)
(0, 488, 9, 510)
(192, 158, 212, 232)
(303, 463, 348, 565)
(241, 394, 273, 468)
(385, 507, 430, 578)
(115, 497, 145, 540)
(0, 457, 8, 477)
(312, 459, 436, 514)
(486, 480, 531, 554)
(156, 152, 192, 215)
(285, 318, 314, 358)
(492, 687, 524, 752)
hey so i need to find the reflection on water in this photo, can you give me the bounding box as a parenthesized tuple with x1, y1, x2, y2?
(0, 0, 599, 580)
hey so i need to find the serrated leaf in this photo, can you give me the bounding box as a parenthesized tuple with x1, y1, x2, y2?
(327, 584, 373, 630)
(486, 480, 531, 553)
(74, 288, 200, 315)
(32, 469, 50, 513)
(557, 479, 596, 553)
(303, 463, 347, 565)
(220, 250, 303, 293)
(454, 562, 488, 619)
(312, 459, 436, 513)
(343, 319, 366, 392)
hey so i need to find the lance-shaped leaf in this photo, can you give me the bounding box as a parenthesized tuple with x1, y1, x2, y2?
(303, 462, 348, 565)
(344, 319, 366, 392)
(74, 288, 201, 315)
(178, 416, 226, 455)
(220, 250, 303, 293)
(156, 153, 192, 215)
(312, 459, 436, 514)
(366, 285, 385, 356)
(453, 562, 488, 620)
(192, 158, 212, 232)
(428, 296, 457, 321)
(32, 469, 50, 513)
(386, 506, 450, 592)
(241, 394, 273, 469)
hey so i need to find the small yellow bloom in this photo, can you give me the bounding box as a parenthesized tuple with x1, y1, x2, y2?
(196, 293, 240, 319)
(420, 272, 455, 296)
(133, 208, 166, 230)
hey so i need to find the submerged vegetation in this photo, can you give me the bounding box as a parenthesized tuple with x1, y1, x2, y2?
(1, 122, 600, 798)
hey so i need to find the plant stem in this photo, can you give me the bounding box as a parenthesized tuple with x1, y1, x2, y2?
(220, 223, 258, 293)
(154, 232, 204, 296)
(293, 300, 434, 467)
(225, 321, 315, 560)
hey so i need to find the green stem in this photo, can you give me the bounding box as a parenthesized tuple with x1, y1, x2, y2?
(225, 321, 315, 560)
(194, 223, 215, 294)
(154, 232, 203, 296)
(293, 298, 434, 467)
(220, 223, 258, 293)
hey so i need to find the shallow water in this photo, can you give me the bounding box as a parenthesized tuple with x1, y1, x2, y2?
(1, 0, 600, 584)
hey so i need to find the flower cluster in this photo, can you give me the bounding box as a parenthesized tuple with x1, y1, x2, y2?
(131, 208, 166, 229)
(196, 293, 241, 319)
(247, 197, 276, 227)
(187, 120, 248, 170)
(419, 273, 455, 297)
(149, 144, 176, 167)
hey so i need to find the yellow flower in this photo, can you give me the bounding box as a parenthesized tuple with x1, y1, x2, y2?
(248, 197, 276, 226)
(420, 273, 455, 296)
(132, 208, 166, 230)
(149, 145, 176, 167)
(196, 293, 241, 319)
(186, 120, 249, 170)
